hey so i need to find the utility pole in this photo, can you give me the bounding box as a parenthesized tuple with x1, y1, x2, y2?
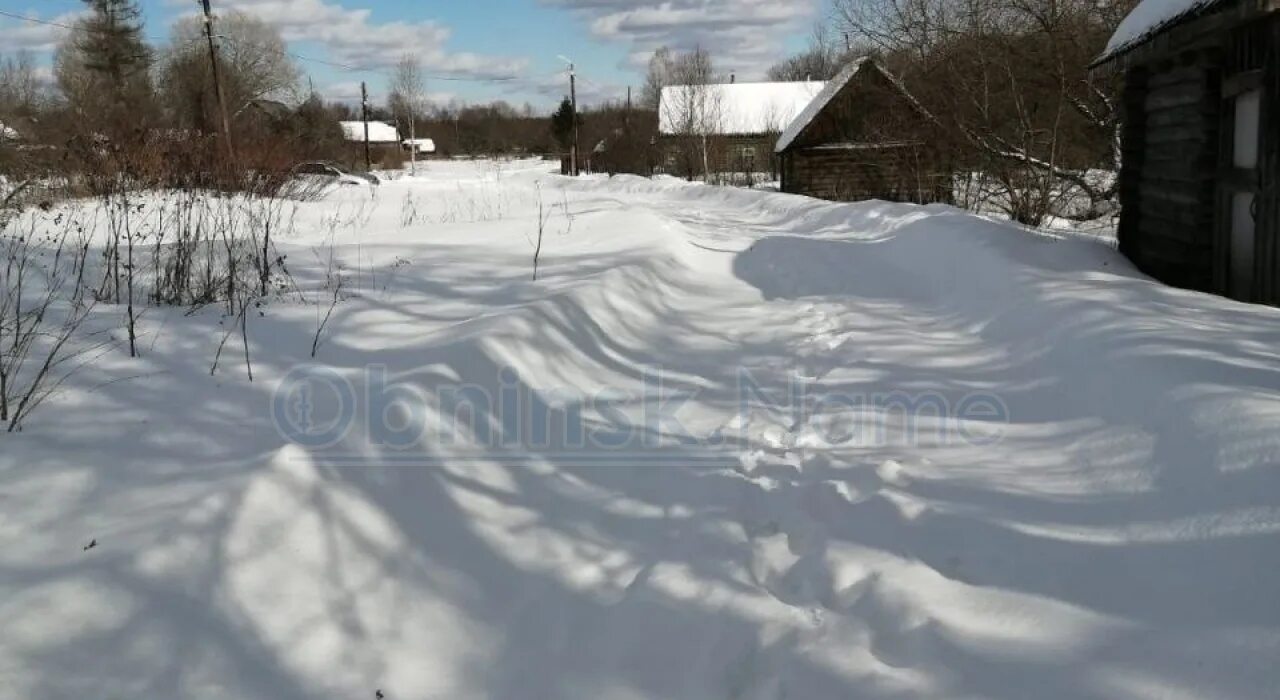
(361, 81, 371, 172)
(556, 55, 580, 175)
(569, 63, 579, 176)
(200, 0, 234, 163)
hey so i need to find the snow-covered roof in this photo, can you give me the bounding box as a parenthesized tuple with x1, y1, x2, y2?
(1099, 0, 1227, 62)
(658, 81, 825, 136)
(0, 121, 19, 140)
(775, 58, 929, 153)
(339, 121, 400, 143)
(404, 137, 436, 153)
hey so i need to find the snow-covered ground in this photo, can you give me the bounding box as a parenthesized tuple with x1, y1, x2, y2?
(3, 159, 1279, 699)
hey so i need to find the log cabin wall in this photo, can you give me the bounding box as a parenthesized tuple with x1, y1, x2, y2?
(1118, 48, 1224, 292)
(781, 145, 952, 203)
(1115, 7, 1278, 304)
(657, 134, 778, 179)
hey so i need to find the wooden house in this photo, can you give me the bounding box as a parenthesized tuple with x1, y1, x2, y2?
(338, 120, 403, 170)
(1094, 0, 1278, 303)
(657, 79, 824, 181)
(775, 58, 952, 204)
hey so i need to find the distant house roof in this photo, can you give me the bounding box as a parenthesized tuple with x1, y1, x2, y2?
(339, 121, 399, 143)
(403, 137, 436, 153)
(1097, 0, 1229, 64)
(246, 99, 292, 121)
(658, 80, 825, 136)
(775, 57, 930, 153)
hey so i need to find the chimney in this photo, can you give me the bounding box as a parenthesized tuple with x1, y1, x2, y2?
(730, 72, 736, 83)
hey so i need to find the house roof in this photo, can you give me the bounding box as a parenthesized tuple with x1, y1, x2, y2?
(774, 57, 930, 153)
(247, 99, 292, 121)
(339, 121, 400, 143)
(403, 137, 436, 152)
(658, 80, 825, 136)
(1097, 0, 1229, 64)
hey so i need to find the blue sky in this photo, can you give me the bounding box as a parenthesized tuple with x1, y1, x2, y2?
(0, 0, 820, 110)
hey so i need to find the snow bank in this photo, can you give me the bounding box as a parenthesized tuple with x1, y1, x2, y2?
(2, 168, 1279, 700)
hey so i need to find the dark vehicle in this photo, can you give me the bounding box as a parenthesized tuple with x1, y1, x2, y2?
(291, 161, 380, 187)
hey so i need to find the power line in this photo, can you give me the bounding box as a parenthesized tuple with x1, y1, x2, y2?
(0, 8, 78, 31)
(0, 8, 541, 84)
(0, 7, 176, 44)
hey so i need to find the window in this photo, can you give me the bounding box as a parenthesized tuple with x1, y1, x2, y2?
(1225, 87, 1262, 299)
(738, 145, 757, 171)
(1233, 89, 1261, 169)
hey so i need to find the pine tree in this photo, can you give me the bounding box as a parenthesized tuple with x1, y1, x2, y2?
(549, 97, 578, 151)
(77, 0, 152, 82)
(58, 0, 155, 140)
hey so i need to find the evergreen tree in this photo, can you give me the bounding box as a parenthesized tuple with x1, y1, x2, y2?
(549, 97, 578, 151)
(57, 0, 155, 140)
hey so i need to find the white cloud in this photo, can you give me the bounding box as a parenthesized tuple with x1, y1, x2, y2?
(171, 0, 528, 78)
(546, 0, 817, 77)
(0, 11, 84, 52)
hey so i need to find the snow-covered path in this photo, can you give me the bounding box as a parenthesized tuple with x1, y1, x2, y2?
(3, 162, 1279, 699)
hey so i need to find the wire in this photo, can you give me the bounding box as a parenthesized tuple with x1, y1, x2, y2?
(0, 8, 188, 46)
(0, 8, 536, 84)
(0, 8, 77, 31)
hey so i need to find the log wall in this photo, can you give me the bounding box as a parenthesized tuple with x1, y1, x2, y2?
(781, 146, 951, 204)
(1118, 53, 1223, 291)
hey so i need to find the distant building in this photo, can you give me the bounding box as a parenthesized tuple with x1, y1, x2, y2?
(657, 79, 824, 180)
(338, 120, 401, 169)
(403, 138, 436, 156)
(1094, 0, 1278, 304)
(339, 121, 400, 144)
(774, 58, 952, 204)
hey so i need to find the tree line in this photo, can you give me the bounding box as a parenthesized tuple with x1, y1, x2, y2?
(0, 0, 666, 184)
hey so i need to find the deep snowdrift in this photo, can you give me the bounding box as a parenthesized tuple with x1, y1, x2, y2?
(2, 162, 1278, 700)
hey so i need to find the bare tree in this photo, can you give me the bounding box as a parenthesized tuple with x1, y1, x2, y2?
(0, 52, 44, 121)
(390, 54, 426, 174)
(642, 47, 675, 110)
(831, 0, 1128, 224)
(659, 47, 722, 180)
(1, 200, 103, 431)
(162, 10, 300, 131)
(767, 25, 848, 81)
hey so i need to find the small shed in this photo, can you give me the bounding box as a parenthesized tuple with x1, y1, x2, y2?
(1094, 0, 1278, 304)
(338, 120, 402, 169)
(775, 58, 951, 204)
(403, 138, 436, 155)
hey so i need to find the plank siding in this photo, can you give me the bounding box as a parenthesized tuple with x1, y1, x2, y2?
(783, 147, 951, 203)
(1110, 1, 1277, 304)
(1121, 50, 1222, 291)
